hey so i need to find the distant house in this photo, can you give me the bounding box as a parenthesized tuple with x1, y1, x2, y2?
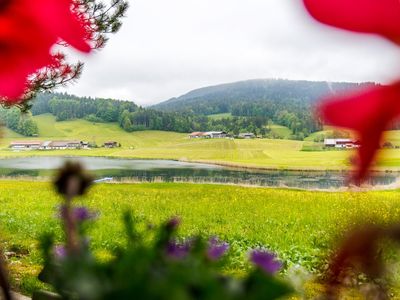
(49, 140, 82, 150)
(104, 141, 118, 148)
(10, 141, 42, 150)
(10, 140, 89, 150)
(40, 141, 52, 150)
(189, 132, 204, 138)
(203, 131, 228, 139)
(324, 139, 360, 149)
(238, 133, 256, 139)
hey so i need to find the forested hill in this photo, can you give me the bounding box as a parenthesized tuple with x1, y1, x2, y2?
(0, 92, 273, 137)
(152, 79, 374, 114)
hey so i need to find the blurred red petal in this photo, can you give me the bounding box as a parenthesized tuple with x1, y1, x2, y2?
(318, 82, 400, 182)
(32, 0, 92, 53)
(303, 0, 400, 44)
(0, 0, 92, 100)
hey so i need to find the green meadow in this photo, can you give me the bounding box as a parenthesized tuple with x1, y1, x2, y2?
(2, 113, 400, 171)
(1, 181, 400, 294)
(0, 114, 349, 170)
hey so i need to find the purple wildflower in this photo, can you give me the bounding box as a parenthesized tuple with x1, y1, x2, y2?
(73, 206, 96, 221)
(58, 205, 97, 222)
(207, 237, 229, 261)
(250, 249, 282, 275)
(54, 245, 67, 259)
(166, 239, 191, 259)
(165, 217, 181, 231)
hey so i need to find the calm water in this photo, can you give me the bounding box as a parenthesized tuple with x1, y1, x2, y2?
(0, 156, 398, 190)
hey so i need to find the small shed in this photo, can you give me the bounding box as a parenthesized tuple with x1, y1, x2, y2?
(104, 141, 118, 148)
(238, 133, 255, 139)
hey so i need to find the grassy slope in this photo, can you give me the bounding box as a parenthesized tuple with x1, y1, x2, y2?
(3, 114, 400, 170)
(207, 113, 232, 120)
(2, 181, 400, 294)
(0, 114, 350, 170)
(268, 124, 292, 139)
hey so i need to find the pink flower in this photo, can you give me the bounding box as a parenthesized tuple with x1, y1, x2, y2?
(0, 0, 92, 100)
(303, 0, 400, 45)
(303, 0, 400, 182)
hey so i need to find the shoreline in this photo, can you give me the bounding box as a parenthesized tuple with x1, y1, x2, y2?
(0, 153, 399, 174)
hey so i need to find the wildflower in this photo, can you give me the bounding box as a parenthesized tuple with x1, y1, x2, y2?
(250, 249, 282, 275)
(165, 217, 181, 231)
(0, 0, 92, 100)
(302, 0, 400, 182)
(73, 206, 97, 222)
(317, 83, 400, 183)
(166, 240, 191, 259)
(59, 205, 97, 222)
(207, 237, 229, 261)
(54, 245, 67, 259)
(302, 0, 400, 45)
(54, 161, 93, 198)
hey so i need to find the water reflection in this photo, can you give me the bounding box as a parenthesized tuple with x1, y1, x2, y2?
(0, 157, 397, 190)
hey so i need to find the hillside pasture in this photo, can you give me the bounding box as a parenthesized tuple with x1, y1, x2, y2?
(268, 124, 292, 139)
(207, 113, 232, 120)
(3, 114, 400, 170)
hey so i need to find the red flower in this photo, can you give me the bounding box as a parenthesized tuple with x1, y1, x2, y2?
(303, 0, 400, 182)
(0, 0, 91, 100)
(318, 83, 400, 183)
(303, 0, 400, 45)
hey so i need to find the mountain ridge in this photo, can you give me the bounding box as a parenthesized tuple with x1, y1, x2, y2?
(152, 78, 375, 114)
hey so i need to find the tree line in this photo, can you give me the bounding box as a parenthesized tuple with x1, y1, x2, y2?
(0, 107, 38, 136)
(27, 93, 270, 136)
(0, 92, 329, 139)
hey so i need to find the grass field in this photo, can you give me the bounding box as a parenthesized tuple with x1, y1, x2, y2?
(0, 114, 352, 170)
(1, 181, 400, 295)
(2, 114, 400, 171)
(268, 124, 292, 139)
(207, 113, 232, 120)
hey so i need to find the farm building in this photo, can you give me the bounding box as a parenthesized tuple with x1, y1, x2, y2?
(189, 131, 228, 139)
(10, 141, 42, 150)
(48, 141, 82, 150)
(10, 140, 89, 150)
(189, 132, 205, 138)
(104, 141, 118, 148)
(40, 141, 52, 150)
(204, 131, 228, 138)
(324, 139, 360, 149)
(238, 133, 256, 139)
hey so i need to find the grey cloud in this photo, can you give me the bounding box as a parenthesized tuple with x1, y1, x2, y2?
(62, 0, 400, 105)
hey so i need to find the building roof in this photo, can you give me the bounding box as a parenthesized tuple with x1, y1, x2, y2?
(42, 141, 52, 147)
(10, 141, 42, 146)
(324, 138, 356, 144)
(239, 133, 255, 136)
(204, 131, 227, 135)
(49, 141, 81, 147)
(189, 132, 204, 136)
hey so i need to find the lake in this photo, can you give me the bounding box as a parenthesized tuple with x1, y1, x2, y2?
(0, 156, 397, 190)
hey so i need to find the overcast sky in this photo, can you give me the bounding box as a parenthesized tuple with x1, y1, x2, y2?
(63, 0, 400, 106)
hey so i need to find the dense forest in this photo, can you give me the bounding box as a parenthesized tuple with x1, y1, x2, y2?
(152, 79, 377, 138)
(0, 79, 376, 139)
(24, 93, 270, 136)
(0, 107, 38, 136)
(153, 79, 373, 113)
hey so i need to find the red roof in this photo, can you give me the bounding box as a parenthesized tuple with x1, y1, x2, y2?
(190, 132, 204, 136)
(10, 141, 42, 146)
